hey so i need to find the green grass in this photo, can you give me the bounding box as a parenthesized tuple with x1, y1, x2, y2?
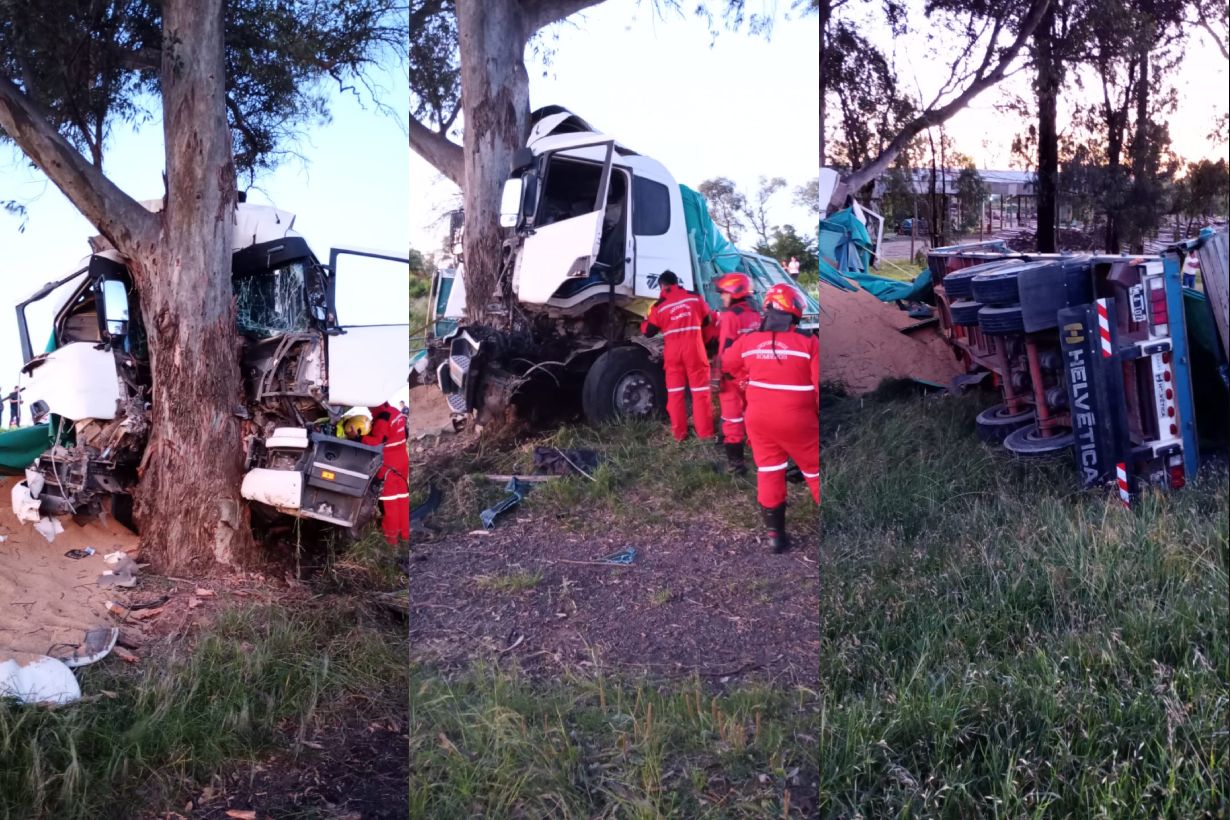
(0, 603, 407, 820)
(873, 259, 921, 282)
(410, 664, 819, 818)
(819, 387, 1229, 817)
(414, 415, 818, 539)
(475, 571, 542, 593)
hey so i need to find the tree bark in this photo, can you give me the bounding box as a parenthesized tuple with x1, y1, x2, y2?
(1035, 1, 1059, 253)
(455, 0, 532, 322)
(819, 0, 829, 167)
(409, 115, 464, 186)
(128, 0, 255, 573)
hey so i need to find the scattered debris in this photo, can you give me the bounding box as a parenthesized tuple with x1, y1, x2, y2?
(64, 547, 95, 559)
(128, 595, 169, 610)
(194, 588, 216, 598)
(102, 550, 128, 564)
(50, 627, 119, 668)
(97, 569, 137, 588)
(33, 516, 64, 543)
(111, 646, 139, 664)
(482, 474, 559, 484)
(479, 477, 531, 530)
(224, 810, 258, 820)
(532, 447, 601, 479)
(599, 547, 637, 565)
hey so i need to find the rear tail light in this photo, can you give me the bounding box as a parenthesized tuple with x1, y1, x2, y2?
(1168, 463, 1185, 489)
(1149, 282, 1169, 332)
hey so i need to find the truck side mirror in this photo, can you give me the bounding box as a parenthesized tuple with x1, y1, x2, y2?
(99, 279, 130, 339)
(520, 172, 539, 227)
(499, 178, 524, 228)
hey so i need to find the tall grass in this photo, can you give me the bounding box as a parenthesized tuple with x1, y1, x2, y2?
(819, 387, 1229, 817)
(0, 604, 407, 820)
(410, 664, 819, 818)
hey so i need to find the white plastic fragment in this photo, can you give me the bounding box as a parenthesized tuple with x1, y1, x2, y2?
(0, 655, 81, 705)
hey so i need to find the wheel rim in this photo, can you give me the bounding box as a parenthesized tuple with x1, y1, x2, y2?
(613, 370, 655, 416)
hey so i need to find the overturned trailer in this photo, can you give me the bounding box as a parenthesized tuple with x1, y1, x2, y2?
(14, 203, 409, 532)
(414, 106, 818, 428)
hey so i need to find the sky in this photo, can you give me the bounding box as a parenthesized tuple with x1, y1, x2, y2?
(1, 64, 410, 422)
(839, 2, 1230, 170)
(409, 0, 821, 255)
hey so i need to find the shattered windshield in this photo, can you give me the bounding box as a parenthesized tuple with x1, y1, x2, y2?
(233, 261, 310, 337)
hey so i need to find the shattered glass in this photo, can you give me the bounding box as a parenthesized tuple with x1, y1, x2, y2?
(234, 262, 310, 337)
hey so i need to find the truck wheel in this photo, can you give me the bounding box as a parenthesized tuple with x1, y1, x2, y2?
(971, 266, 1023, 304)
(940, 268, 979, 299)
(1003, 424, 1074, 457)
(949, 300, 984, 326)
(978, 304, 1025, 335)
(582, 346, 666, 425)
(975, 403, 1035, 443)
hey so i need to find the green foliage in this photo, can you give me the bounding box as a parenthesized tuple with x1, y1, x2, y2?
(820, 388, 1229, 817)
(0, 0, 405, 181)
(0, 604, 407, 819)
(755, 224, 818, 274)
(954, 163, 986, 234)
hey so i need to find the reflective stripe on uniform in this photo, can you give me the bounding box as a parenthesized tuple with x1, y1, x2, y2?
(801, 470, 819, 478)
(690, 385, 710, 392)
(748, 380, 813, 391)
(663, 325, 702, 335)
(741, 349, 812, 359)
(380, 493, 410, 501)
(667, 387, 687, 393)
(721, 416, 744, 423)
(757, 461, 789, 472)
(385, 439, 406, 448)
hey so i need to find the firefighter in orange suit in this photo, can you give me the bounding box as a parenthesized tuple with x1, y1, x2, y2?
(640, 270, 716, 441)
(721, 284, 819, 552)
(362, 402, 410, 545)
(713, 272, 762, 474)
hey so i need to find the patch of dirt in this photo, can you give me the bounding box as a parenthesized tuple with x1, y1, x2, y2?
(818, 282, 962, 393)
(410, 515, 819, 684)
(0, 476, 140, 660)
(148, 720, 409, 820)
(408, 384, 455, 440)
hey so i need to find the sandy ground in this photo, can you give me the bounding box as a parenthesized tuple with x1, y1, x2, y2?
(409, 384, 455, 440)
(0, 476, 139, 661)
(818, 282, 963, 393)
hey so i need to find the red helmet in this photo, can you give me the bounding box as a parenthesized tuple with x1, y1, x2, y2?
(714, 272, 752, 300)
(762, 283, 804, 318)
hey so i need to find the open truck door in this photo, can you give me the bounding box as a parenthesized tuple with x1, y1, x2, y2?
(513, 141, 616, 305)
(326, 248, 410, 407)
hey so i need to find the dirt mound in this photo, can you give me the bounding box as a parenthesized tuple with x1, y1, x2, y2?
(0, 476, 139, 660)
(818, 282, 962, 393)
(409, 384, 455, 439)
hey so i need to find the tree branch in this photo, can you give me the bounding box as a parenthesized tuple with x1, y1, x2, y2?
(409, 115, 464, 185)
(0, 74, 157, 250)
(522, 0, 603, 36)
(840, 0, 1052, 195)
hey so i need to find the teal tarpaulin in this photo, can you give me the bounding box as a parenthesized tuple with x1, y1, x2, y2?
(0, 424, 51, 474)
(679, 185, 741, 279)
(820, 208, 932, 302)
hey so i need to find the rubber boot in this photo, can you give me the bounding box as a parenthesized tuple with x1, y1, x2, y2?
(724, 442, 748, 476)
(785, 464, 804, 484)
(760, 503, 790, 553)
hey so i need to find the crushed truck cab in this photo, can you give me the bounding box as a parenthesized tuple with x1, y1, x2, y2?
(15, 203, 409, 532)
(416, 105, 817, 429)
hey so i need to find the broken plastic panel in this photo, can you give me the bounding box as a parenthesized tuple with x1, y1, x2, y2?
(480, 477, 531, 530)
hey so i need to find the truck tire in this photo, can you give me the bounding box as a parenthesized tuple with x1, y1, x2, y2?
(582, 346, 666, 425)
(1003, 424, 1074, 458)
(978, 304, 1025, 335)
(941, 258, 1018, 299)
(975, 403, 1035, 444)
(939, 268, 979, 299)
(949, 300, 984, 326)
(971, 267, 1022, 305)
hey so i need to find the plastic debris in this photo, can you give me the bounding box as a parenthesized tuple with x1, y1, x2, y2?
(34, 517, 64, 543)
(598, 547, 637, 565)
(533, 447, 601, 478)
(50, 627, 120, 669)
(65, 547, 96, 559)
(480, 477, 530, 530)
(0, 655, 81, 705)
